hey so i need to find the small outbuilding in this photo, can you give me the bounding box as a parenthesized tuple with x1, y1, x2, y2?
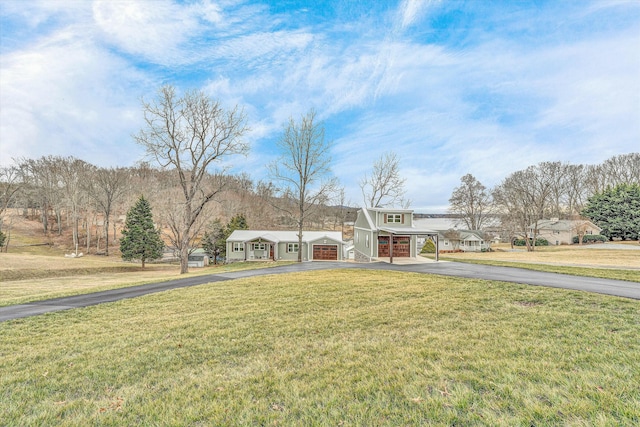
(187, 250, 210, 268)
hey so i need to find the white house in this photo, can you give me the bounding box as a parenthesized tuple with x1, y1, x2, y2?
(436, 229, 491, 252)
(226, 230, 346, 262)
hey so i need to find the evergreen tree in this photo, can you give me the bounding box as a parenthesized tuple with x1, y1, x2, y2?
(202, 219, 225, 264)
(582, 183, 640, 241)
(120, 196, 164, 267)
(225, 214, 248, 237)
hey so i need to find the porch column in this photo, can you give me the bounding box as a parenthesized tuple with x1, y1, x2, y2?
(389, 233, 394, 264)
(435, 234, 439, 262)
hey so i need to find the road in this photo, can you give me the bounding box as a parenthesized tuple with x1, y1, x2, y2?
(1, 261, 638, 322)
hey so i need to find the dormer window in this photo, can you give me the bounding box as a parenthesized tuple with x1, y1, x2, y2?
(386, 213, 402, 224)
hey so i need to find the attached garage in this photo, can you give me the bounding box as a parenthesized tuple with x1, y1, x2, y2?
(312, 244, 338, 260)
(378, 235, 411, 257)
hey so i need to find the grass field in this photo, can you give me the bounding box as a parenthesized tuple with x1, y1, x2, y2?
(1, 270, 638, 425)
(439, 243, 640, 269)
(3, 216, 638, 424)
(0, 252, 294, 306)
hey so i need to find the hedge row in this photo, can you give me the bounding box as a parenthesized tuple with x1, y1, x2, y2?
(513, 238, 549, 247)
(572, 234, 608, 244)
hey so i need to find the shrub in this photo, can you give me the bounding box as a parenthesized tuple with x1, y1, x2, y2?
(513, 238, 549, 247)
(421, 239, 436, 253)
(572, 234, 608, 244)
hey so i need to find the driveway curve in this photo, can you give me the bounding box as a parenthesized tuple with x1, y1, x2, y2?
(1, 261, 638, 322)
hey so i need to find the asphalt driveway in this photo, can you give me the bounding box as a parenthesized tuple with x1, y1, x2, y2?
(1, 261, 638, 322)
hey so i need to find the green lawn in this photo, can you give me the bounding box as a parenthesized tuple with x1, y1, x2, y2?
(2, 270, 638, 425)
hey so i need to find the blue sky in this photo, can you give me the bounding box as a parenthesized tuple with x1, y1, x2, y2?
(1, 0, 639, 212)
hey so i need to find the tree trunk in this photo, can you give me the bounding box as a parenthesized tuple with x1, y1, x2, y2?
(105, 216, 110, 256)
(180, 233, 190, 274)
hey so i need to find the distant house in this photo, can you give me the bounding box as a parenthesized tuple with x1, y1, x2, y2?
(353, 207, 438, 262)
(436, 229, 491, 252)
(226, 230, 346, 262)
(529, 219, 601, 245)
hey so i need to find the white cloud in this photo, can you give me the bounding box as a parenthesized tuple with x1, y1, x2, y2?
(399, 0, 432, 29)
(1, 0, 638, 212)
(0, 27, 148, 167)
(92, 0, 200, 65)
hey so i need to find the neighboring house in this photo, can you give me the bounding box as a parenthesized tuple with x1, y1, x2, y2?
(226, 230, 346, 262)
(529, 219, 602, 245)
(353, 207, 438, 262)
(436, 229, 491, 252)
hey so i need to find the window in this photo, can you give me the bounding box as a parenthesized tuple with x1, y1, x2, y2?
(386, 214, 402, 223)
(252, 243, 266, 250)
(356, 231, 359, 243)
(287, 243, 299, 253)
(365, 234, 369, 248)
(233, 242, 244, 252)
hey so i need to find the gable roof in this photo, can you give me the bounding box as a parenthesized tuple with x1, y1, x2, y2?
(530, 219, 601, 232)
(360, 207, 376, 230)
(227, 230, 345, 244)
(356, 206, 437, 235)
(436, 229, 486, 241)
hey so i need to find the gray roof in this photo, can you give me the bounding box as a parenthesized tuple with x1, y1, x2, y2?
(227, 230, 345, 244)
(378, 226, 438, 235)
(530, 219, 601, 232)
(436, 229, 485, 241)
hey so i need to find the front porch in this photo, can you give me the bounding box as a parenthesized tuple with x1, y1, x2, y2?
(245, 240, 276, 261)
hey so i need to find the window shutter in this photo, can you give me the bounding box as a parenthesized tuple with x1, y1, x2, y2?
(384, 214, 387, 223)
(401, 214, 405, 224)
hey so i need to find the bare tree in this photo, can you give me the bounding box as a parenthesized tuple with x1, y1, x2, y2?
(563, 163, 588, 217)
(0, 163, 23, 252)
(86, 167, 130, 256)
(0, 164, 23, 223)
(360, 151, 408, 208)
(134, 85, 249, 273)
(600, 152, 640, 186)
(448, 174, 494, 230)
(57, 157, 92, 253)
(493, 163, 555, 251)
(268, 109, 339, 262)
(20, 156, 66, 237)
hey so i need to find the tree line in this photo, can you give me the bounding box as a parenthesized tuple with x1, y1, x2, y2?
(448, 153, 640, 250)
(1, 84, 638, 264)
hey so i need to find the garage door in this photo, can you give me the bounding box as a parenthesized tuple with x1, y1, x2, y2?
(313, 245, 338, 260)
(378, 236, 410, 257)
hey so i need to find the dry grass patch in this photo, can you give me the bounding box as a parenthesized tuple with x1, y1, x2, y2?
(443, 243, 640, 269)
(1, 270, 638, 426)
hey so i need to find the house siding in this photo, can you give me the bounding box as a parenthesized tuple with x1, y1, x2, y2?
(226, 230, 345, 263)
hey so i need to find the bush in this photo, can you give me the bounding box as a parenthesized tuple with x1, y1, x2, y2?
(572, 234, 608, 244)
(513, 238, 549, 247)
(421, 239, 436, 254)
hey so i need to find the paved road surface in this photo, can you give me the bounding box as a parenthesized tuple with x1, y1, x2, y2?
(1, 261, 638, 322)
